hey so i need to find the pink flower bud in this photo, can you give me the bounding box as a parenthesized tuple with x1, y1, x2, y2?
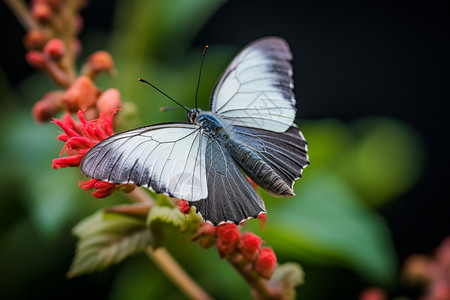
(23, 30, 48, 50)
(96, 88, 122, 114)
(32, 90, 64, 122)
(238, 232, 262, 261)
(216, 223, 241, 258)
(254, 247, 277, 278)
(32, 2, 52, 22)
(83, 50, 115, 78)
(191, 222, 217, 249)
(62, 76, 98, 112)
(25, 50, 47, 69)
(44, 38, 65, 60)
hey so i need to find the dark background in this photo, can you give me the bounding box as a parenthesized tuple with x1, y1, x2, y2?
(1, 0, 449, 299)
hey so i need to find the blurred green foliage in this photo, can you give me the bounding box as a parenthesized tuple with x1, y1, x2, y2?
(0, 0, 425, 299)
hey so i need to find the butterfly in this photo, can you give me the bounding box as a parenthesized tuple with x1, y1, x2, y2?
(80, 37, 310, 225)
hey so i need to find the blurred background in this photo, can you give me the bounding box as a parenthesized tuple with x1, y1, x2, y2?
(0, 0, 448, 299)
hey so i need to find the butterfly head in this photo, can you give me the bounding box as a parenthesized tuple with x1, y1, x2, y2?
(187, 108, 202, 124)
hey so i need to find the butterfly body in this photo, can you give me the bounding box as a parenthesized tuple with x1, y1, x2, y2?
(80, 37, 310, 225)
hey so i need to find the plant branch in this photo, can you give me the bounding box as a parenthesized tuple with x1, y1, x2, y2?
(227, 253, 282, 299)
(4, 0, 38, 31)
(126, 187, 155, 204)
(146, 246, 212, 300)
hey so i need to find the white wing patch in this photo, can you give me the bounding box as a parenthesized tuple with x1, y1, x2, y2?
(80, 123, 208, 201)
(211, 37, 296, 132)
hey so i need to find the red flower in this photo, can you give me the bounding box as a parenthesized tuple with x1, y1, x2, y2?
(239, 232, 262, 261)
(216, 223, 241, 258)
(254, 247, 277, 279)
(52, 109, 116, 169)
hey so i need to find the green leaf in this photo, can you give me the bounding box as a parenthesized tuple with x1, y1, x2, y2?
(253, 169, 397, 285)
(68, 210, 154, 278)
(147, 205, 202, 234)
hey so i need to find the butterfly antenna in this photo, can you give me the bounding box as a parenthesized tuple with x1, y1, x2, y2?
(138, 78, 189, 112)
(194, 45, 208, 109)
(160, 106, 183, 112)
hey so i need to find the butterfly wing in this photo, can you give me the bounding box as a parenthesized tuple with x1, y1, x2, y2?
(211, 37, 296, 132)
(230, 125, 310, 193)
(189, 136, 266, 225)
(80, 123, 208, 201)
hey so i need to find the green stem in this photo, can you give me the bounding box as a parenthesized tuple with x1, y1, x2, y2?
(128, 188, 211, 299)
(4, 0, 38, 31)
(146, 247, 212, 300)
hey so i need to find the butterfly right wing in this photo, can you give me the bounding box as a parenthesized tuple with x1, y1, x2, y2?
(80, 123, 208, 201)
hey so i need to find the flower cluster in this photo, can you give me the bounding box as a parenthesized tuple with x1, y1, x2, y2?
(22, 0, 119, 122)
(192, 223, 277, 279)
(402, 236, 450, 300)
(52, 109, 133, 198)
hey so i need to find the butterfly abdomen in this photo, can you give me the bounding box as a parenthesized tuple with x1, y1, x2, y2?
(229, 141, 294, 197)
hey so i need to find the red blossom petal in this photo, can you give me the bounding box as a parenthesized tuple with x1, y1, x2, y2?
(52, 109, 118, 169)
(52, 154, 84, 169)
(80, 179, 116, 198)
(258, 213, 267, 231)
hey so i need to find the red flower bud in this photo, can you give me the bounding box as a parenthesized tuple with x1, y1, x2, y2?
(25, 51, 47, 69)
(32, 2, 52, 22)
(96, 88, 122, 114)
(359, 288, 387, 300)
(216, 223, 241, 258)
(191, 222, 217, 249)
(23, 30, 48, 50)
(44, 38, 65, 60)
(239, 232, 262, 261)
(62, 76, 98, 112)
(254, 247, 277, 279)
(32, 90, 64, 122)
(177, 200, 190, 216)
(83, 50, 115, 78)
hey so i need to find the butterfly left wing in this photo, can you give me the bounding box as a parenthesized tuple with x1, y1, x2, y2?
(80, 123, 208, 201)
(189, 136, 266, 225)
(211, 37, 296, 132)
